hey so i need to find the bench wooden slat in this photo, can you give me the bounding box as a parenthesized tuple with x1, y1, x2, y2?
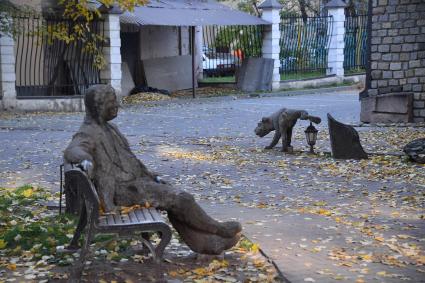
(149, 208, 163, 222)
(107, 214, 115, 225)
(113, 213, 123, 225)
(136, 209, 151, 223)
(121, 213, 131, 224)
(128, 211, 139, 223)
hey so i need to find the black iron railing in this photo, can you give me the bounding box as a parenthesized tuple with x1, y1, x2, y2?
(202, 25, 263, 79)
(279, 16, 333, 80)
(12, 13, 105, 97)
(344, 15, 367, 74)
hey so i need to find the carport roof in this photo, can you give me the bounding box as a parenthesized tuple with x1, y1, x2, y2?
(119, 0, 271, 26)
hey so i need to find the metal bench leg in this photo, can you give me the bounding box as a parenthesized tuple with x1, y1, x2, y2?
(68, 205, 87, 250)
(140, 237, 158, 263)
(70, 210, 95, 282)
(155, 227, 172, 262)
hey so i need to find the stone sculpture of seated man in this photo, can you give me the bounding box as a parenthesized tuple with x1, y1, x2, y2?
(64, 85, 241, 255)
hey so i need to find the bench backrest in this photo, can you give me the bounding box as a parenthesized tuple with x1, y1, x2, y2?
(64, 164, 100, 220)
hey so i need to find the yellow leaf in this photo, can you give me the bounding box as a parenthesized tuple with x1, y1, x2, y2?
(374, 236, 385, 242)
(7, 263, 16, 271)
(168, 271, 178, 277)
(250, 243, 260, 253)
(0, 239, 7, 249)
(22, 188, 33, 198)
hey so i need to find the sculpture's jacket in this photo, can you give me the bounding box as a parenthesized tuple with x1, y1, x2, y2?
(64, 118, 155, 211)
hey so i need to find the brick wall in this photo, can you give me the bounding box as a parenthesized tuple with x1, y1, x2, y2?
(364, 0, 425, 122)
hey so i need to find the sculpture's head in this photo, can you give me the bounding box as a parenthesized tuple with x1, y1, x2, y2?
(254, 117, 273, 137)
(85, 85, 119, 123)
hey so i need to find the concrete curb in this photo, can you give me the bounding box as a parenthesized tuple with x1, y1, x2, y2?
(254, 85, 360, 98)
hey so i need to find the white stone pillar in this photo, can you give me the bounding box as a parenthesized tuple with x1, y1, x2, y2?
(260, 0, 282, 91)
(0, 28, 17, 110)
(100, 11, 122, 96)
(326, 0, 346, 78)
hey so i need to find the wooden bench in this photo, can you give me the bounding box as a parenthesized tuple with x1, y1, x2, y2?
(63, 164, 172, 281)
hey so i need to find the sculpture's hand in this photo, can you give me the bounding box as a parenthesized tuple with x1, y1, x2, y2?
(154, 175, 167, 184)
(80, 160, 94, 177)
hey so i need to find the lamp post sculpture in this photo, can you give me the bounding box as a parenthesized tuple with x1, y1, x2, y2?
(305, 122, 318, 154)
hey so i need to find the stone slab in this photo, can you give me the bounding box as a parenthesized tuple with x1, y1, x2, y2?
(142, 55, 195, 92)
(328, 113, 368, 160)
(360, 92, 414, 123)
(121, 61, 135, 97)
(236, 58, 273, 92)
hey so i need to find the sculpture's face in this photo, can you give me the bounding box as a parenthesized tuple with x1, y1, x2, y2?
(254, 117, 273, 137)
(100, 91, 119, 121)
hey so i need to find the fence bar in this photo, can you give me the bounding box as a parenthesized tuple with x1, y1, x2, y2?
(12, 13, 105, 97)
(344, 15, 367, 73)
(202, 25, 263, 80)
(279, 16, 333, 80)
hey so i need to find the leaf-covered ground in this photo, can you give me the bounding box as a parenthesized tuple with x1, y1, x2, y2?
(0, 186, 280, 282)
(0, 91, 424, 282)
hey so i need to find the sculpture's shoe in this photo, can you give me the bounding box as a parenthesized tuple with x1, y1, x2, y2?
(196, 232, 241, 255)
(217, 221, 242, 238)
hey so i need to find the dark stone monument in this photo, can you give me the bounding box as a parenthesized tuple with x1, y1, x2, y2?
(327, 113, 368, 160)
(64, 85, 241, 255)
(236, 57, 274, 92)
(403, 138, 425, 164)
(255, 108, 321, 152)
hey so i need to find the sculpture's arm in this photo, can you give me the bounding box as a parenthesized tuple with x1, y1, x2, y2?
(299, 111, 321, 124)
(265, 131, 280, 149)
(64, 132, 95, 164)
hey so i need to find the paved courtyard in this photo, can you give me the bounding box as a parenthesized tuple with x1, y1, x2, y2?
(1, 89, 424, 282)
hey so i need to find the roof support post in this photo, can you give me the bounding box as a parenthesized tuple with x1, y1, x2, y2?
(190, 26, 196, 98)
(260, 0, 282, 91)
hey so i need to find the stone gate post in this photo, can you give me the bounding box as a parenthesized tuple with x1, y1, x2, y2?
(0, 15, 17, 110)
(260, 0, 282, 91)
(326, 0, 347, 78)
(100, 6, 122, 96)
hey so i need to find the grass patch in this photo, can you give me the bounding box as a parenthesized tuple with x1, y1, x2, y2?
(280, 71, 326, 81)
(199, 76, 236, 83)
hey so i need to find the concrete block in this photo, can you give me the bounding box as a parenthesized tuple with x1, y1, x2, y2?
(1, 72, 15, 82)
(390, 62, 402, 70)
(0, 46, 14, 55)
(0, 36, 14, 46)
(143, 55, 194, 91)
(0, 54, 14, 64)
(236, 57, 273, 92)
(375, 92, 413, 114)
(413, 101, 425, 108)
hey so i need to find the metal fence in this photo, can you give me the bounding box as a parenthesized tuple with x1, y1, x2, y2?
(202, 25, 263, 79)
(344, 15, 367, 74)
(12, 13, 105, 97)
(279, 16, 333, 80)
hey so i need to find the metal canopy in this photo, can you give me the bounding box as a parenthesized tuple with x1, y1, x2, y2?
(120, 0, 270, 26)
